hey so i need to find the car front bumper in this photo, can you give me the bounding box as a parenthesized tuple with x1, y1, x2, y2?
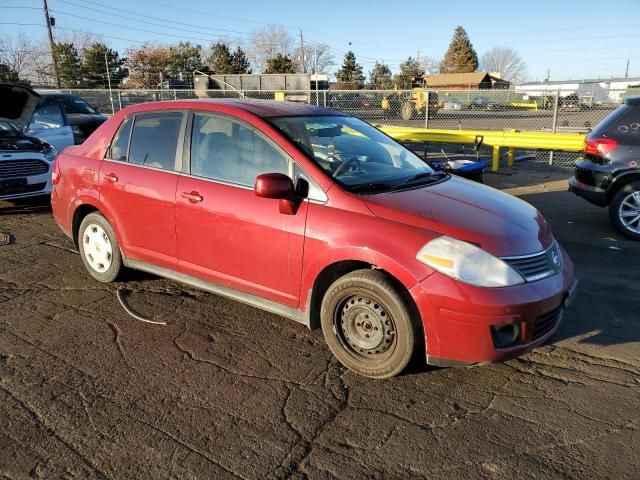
(410, 246, 576, 366)
(0, 172, 52, 201)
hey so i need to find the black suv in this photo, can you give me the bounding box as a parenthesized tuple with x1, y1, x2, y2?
(569, 97, 640, 240)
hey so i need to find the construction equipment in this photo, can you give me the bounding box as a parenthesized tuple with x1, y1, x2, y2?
(381, 78, 441, 121)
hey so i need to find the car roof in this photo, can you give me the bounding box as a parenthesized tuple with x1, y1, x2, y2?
(624, 96, 640, 106)
(165, 98, 344, 118)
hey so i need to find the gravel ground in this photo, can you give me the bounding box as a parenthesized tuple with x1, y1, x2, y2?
(0, 164, 638, 479)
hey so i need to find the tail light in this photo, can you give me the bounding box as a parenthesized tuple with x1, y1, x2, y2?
(51, 157, 61, 185)
(584, 137, 618, 156)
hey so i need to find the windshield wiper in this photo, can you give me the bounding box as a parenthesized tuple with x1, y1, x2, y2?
(392, 171, 448, 190)
(349, 182, 393, 193)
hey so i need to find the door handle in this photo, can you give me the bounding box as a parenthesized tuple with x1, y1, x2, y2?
(181, 191, 203, 203)
(104, 173, 118, 183)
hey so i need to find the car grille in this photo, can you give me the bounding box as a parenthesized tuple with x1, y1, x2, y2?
(0, 159, 50, 179)
(502, 242, 562, 282)
(533, 307, 562, 341)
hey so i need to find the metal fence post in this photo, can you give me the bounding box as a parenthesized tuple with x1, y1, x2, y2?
(492, 145, 501, 172)
(549, 89, 560, 165)
(173, 89, 177, 100)
(117, 90, 122, 111)
(424, 90, 430, 129)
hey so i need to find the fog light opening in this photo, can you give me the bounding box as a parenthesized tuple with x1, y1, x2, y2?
(491, 323, 520, 349)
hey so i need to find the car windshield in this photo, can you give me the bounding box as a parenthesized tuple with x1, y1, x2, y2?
(270, 115, 435, 192)
(68, 97, 97, 114)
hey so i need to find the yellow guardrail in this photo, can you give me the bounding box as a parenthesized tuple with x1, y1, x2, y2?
(377, 126, 586, 172)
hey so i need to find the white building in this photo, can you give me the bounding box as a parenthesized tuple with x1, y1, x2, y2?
(515, 77, 640, 103)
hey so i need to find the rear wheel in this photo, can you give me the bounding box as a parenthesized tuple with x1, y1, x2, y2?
(78, 212, 123, 282)
(400, 102, 415, 121)
(320, 269, 420, 379)
(610, 181, 640, 241)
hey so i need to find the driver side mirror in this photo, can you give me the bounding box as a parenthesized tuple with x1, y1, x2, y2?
(254, 173, 298, 215)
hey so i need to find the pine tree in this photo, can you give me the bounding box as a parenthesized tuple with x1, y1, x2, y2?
(394, 57, 425, 89)
(208, 42, 234, 74)
(265, 53, 296, 74)
(82, 43, 127, 88)
(335, 51, 365, 89)
(54, 42, 82, 88)
(368, 62, 392, 89)
(231, 46, 251, 74)
(167, 42, 202, 86)
(440, 26, 478, 74)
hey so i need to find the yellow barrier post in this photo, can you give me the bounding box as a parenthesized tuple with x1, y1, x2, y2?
(508, 148, 514, 167)
(492, 145, 500, 172)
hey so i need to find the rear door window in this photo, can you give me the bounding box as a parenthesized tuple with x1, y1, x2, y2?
(129, 112, 183, 171)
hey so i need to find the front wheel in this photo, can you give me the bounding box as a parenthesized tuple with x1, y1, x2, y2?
(400, 102, 415, 121)
(78, 212, 123, 282)
(320, 269, 420, 379)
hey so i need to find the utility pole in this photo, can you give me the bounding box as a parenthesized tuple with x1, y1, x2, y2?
(43, 0, 60, 88)
(104, 52, 115, 114)
(299, 30, 306, 73)
(625, 59, 630, 78)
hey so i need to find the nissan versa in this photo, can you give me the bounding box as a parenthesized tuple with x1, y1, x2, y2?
(51, 99, 577, 378)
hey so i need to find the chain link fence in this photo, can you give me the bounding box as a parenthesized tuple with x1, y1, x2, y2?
(58, 86, 635, 168)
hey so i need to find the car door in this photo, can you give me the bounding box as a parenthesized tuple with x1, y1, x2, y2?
(99, 111, 186, 270)
(175, 111, 308, 307)
(26, 104, 75, 153)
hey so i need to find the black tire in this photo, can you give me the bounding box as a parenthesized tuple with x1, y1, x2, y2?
(320, 269, 421, 379)
(609, 181, 640, 241)
(400, 102, 415, 121)
(78, 212, 123, 282)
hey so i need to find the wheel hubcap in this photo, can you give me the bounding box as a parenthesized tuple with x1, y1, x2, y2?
(82, 224, 113, 273)
(337, 294, 396, 358)
(619, 191, 640, 234)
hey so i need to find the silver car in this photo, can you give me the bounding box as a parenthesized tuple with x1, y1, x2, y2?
(0, 84, 74, 201)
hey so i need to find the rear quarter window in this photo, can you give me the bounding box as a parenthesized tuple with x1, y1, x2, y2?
(592, 104, 640, 144)
(107, 116, 134, 161)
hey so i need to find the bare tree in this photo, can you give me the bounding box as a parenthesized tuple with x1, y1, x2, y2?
(247, 25, 295, 73)
(419, 57, 441, 75)
(480, 46, 527, 83)
(301, 43, 335, 74)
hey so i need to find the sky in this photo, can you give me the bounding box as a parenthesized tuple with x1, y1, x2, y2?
(1, 0, 639, 82)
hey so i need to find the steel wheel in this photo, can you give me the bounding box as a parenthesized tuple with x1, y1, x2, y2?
(618, 191, 640, 234)
(336, 293, 397, 360)
(82, 223, 113, 273)
(78, 212, 123, 282)
(320, 269, 420, 379)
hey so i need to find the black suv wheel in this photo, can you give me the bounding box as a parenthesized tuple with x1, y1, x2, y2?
(610, 181, 640, 240)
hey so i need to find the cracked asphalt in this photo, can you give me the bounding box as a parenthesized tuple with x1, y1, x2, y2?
(0, 165, 639, 479)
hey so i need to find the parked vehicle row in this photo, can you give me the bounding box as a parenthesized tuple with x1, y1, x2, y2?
(50, 98, 577, 378)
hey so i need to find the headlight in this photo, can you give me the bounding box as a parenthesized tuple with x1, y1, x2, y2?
(416, 236, 525, 288)
(44, 145, 57, 161)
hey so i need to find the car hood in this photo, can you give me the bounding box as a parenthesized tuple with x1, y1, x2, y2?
(0, 84, 40, 129)
(66, 113, 109, 126)
(362, 176, 554, 257)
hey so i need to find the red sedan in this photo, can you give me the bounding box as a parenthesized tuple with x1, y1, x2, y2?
(51, 99, 577, 378)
